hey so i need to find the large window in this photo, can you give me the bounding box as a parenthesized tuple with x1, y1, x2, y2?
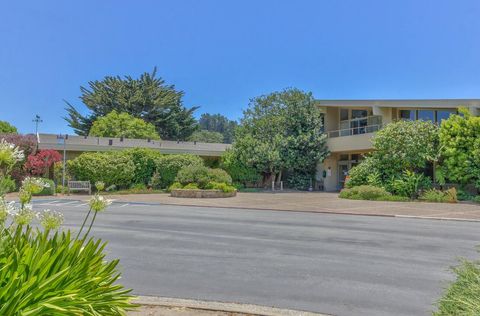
(400, 110, 416, 120)
(351, 110, 368, 119)
(417, 110, 435, 122)
(436, 109, 456, 122)
(399, 109, 456, 123)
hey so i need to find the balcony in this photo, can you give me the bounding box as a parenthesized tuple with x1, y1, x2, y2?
(327, 115, 383, 138)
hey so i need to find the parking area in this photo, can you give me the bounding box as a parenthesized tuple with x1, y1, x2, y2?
(21, 191, 480, 221)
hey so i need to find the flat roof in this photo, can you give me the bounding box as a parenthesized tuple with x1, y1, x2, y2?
(37, 133, 230, 157)
(316, 99, 480, 108)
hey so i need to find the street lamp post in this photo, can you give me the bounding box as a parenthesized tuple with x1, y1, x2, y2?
(32, 115, 43, 135)
(57, 134, 68, 188)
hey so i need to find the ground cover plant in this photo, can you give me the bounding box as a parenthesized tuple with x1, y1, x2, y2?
(434, 251, 480, 315)
(0, 139, 137, 315)
(339, 185, 409, 201)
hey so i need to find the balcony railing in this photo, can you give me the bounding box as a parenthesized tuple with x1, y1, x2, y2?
(327, 115, 383, 138)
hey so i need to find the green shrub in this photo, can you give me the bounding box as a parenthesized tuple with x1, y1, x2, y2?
(130, 183, 147, 190)
(457, 189, 474, 201)
(67, 151, 135, 188)
(175, 165, 232, 189)
(183, 183, 199, 190)
(286, 172, 311, 190)
(371, 120, 439, 179)
(387, 170, 432, 199)
(419, 188, 457, 203)
(208, 168, 232, 184)
(345, 156, 379, 188)
(220, 150, 260, 185)
(148, 171, 161, 189)
(124, 148, 162, 185)
(473, 196, 480, 204)
(339, 185, 391, 200)
(155, 154, 204, 188)
(434, 254, 480, 316)
(206, 182, 236, 193)
(32, 178, 55, 196)
(168, 182, 183, 192)
(55, 184, 66, 194)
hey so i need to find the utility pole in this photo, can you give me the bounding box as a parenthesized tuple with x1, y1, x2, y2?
(32, 115, 43, 135)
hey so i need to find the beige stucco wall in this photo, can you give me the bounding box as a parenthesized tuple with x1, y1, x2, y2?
(324, 107, 339, 132)
(326, 133, 374, 152)
(373, 106, 392, 124)
(317, 154, 339, 192)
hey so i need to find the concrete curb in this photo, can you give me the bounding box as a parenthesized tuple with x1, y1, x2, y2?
(134, 296, 330, 316)
(395, 214, 480, 222)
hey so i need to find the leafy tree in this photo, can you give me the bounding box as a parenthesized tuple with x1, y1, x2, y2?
(220, 149, 261, 186)
(198, 113, 238, 143)
(65, 68, 198, 140)
(0, 121, 17, 134)
(89, 111, 160, 140)
(438, 107, 480, 190)
(233, 88, 328, 185)
(188, 130, 224, 143)
(371, 120, 439, 179)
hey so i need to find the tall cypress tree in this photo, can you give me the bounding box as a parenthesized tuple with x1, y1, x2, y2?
(64, 68, 198, 140)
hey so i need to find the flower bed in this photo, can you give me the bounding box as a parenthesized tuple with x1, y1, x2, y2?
(171, 189, 236, 198)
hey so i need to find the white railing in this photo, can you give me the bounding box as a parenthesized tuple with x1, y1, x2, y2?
(327, 115, 383, 138)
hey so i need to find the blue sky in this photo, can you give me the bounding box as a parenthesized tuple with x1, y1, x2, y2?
(1, 0, 479, 134)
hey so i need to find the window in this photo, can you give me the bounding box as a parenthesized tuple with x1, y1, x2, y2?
(436, 109, 456, 122)
(339, 154, 349, 161)
(400, 110, 416, 120)
(340, 109, 349, 121)
(417, 110, 435, 122)
(351, 110, 368, 119)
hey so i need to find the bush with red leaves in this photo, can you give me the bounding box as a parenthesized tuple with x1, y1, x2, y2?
(25, 150, 62, 176)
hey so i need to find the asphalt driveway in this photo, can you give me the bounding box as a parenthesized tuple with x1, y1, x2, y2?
(30, 199, 480, 316)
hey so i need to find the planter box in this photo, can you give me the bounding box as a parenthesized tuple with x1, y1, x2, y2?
(171, 189, 236, 198)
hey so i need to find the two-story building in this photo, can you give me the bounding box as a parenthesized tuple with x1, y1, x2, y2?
(317, 99, 480, 191)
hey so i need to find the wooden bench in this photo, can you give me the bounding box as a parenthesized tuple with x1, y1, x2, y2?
(68, 181, 91, 195)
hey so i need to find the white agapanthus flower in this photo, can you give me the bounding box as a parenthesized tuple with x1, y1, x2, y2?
(12, 204, 37, 226)
(0, 139, 24, 162)
(89, 194, 112, 212)
(37, 209, 64, 230)
(21, 177, 50, 194)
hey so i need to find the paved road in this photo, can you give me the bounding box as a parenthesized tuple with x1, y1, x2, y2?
(31, 199, 480, 316)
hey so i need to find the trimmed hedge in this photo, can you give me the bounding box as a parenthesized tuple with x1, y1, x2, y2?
(67, 152, 135, 188)
(155, 154, 204, 189)
(176, 165, 232, 189)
